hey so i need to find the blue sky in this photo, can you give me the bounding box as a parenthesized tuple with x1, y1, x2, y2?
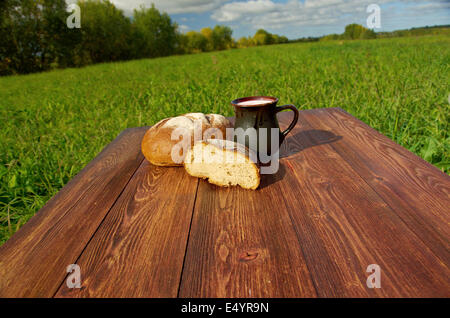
(105, 0, 450, 39)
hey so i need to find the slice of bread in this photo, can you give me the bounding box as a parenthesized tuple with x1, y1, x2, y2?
(184, 139, 260, 190)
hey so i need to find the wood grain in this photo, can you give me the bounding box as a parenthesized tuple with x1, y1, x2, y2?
(1, 108, 449, 298)
(178, 168, 317, 298)
(0, 127, 148, 297)
(298, 108, 450, 265)
(277, 110, 450, 297)
(55, 161, 199, 298)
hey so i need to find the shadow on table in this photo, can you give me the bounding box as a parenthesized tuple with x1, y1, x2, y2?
(259, 163, 287, 190)
(259, 129, 341, 189)
(280, 129, 342, 159)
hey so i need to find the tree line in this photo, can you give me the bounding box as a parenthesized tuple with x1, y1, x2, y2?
(319, 23, 450, 41)
(320, 24, 376, 41)
(0, 0, 289, 76)
(1, 0, 448, 76)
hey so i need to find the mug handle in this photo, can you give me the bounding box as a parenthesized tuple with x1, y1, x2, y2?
(275, 104, 299, 143)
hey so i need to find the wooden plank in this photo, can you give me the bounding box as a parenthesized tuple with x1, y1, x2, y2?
(0, 127, 148, 297)
(55, 161, 199, 298)
(2, 108, 447, 298)
(276, 110, 449, 297)
(298, 108, 450, 265)
(178, 166, 317, 297)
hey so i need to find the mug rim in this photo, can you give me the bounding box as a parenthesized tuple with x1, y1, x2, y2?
(231, 96, 278, 107)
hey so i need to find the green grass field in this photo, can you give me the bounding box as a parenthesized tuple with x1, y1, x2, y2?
(0, 35, 449, 245)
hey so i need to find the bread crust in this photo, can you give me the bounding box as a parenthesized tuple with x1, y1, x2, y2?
(141, 113, 232, 166)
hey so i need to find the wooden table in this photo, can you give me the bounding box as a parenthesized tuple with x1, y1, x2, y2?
(0, 108, 449, 298)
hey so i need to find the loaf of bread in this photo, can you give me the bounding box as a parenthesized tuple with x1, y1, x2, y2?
(184, 139, 260, 190)
(141, 113, 232, 166)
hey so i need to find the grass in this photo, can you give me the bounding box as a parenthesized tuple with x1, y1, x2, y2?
(0, 35, 449, 245)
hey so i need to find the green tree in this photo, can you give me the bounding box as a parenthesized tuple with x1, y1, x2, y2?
(361, 28, 376, 39)
(184, 31, 207, 53)
(176, 33, 188, 54)
(200, 27, 214, 51)
(343, 23, 376, 40)
(212, 25, 233, 50)
(320, 33, 340, 41)
(253, 29, 273, 45)
(237, 37, 248, 48)
(0, 0, 24, 74)
(278, 35, 289, 43)
(42, 0, 82, 68)
(77, 0, 131, 64)
(131, 4, 178, 58)
(237, 36, 256, 48)
(0, 0, 78, 75)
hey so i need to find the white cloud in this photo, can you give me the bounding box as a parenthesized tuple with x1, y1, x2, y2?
(211, 0, 276, 22)
(304, 0, 342, 9)
(211, 0, 450, 32)
(66, 0, 450, 38)
(109, 0, 229, 15)
(179, 24, 190, 32)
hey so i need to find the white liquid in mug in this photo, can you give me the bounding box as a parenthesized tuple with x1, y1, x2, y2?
(237, 99, 273, 106)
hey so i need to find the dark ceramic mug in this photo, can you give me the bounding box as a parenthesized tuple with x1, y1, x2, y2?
(231, 96, 299, 157)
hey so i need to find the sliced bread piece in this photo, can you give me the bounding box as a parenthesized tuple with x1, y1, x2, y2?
(184, 139, 260, 190)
